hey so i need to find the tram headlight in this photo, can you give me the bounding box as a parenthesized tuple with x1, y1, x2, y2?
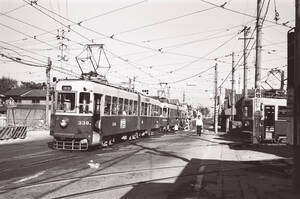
(60, 118, 69, 128)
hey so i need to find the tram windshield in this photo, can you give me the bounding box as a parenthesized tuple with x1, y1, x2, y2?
(57, 92, 76, 112)
(79, 92, 91, 114)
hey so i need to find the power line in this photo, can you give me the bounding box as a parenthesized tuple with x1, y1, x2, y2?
(167, 65, 215, 84)
(78, 0, 147, 24)
(6, 0, 147, 45)
(0, 53, 47, 67)
(0, 22, 57, 49)
(198, 0, 293, 28)
(115, 6, 219, 36)
(168, 32, 240, 74)
(0, 4, 27, 16)
(23, 0, 93, 43)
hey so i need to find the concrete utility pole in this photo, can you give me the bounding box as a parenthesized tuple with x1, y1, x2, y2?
(46, 57, 52, 128)
(253, 0, 263, 144)
(255, 0, 263, 89)
(239, 26, 253, 98)
(293, 0, 300, 192)
(214, 63, 218, 134)
(231, 52, 235, 121)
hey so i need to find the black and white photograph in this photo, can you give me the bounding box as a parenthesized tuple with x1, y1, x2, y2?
(0, 0, 299, 198)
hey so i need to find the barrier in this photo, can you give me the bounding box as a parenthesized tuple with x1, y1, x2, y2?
(0, 126, 27, 140)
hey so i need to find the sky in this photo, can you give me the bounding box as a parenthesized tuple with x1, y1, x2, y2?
(0, 0, 295, 107)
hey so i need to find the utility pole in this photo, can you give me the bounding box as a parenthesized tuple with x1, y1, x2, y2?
(46, 57, 52, 128)
(293, 0, 300, 192)
(231, 52, 235, 121)
(132, 76, 136, 90)
(239, 26, 253, 98)
(253, 0, 263, 144)
(255, 0, 263, 89)
(214, 63, 218, 134)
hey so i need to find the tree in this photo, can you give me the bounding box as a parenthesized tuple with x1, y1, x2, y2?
(20, 81, 45, 89)
(0, 77, 18, 94)
(196, 104, 210, 117)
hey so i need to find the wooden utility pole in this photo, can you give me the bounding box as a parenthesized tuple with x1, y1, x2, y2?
(45, 57, 52, 128)
(293, 0, 300, 192)
(239, 26, 253, 98)
(231, 52, 235, 121)
(214, 63, 218, 134)
(253, 0, 263, 144)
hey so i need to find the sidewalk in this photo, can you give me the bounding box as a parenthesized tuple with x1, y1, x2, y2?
(0, 130, 51, 145)
(168, 130, 298, 199)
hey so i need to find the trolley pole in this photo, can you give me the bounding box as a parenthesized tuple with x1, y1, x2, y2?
(293, 0, 300, 192)
(46, 57, 52, 128)
(214, 63, 218, 134)
(231, 52, 235, 121)
(253, 0, 263, 144)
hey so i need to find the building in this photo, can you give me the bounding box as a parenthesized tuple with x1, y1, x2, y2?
(2, 88, 50, 128)
(3, 88, 47, 105)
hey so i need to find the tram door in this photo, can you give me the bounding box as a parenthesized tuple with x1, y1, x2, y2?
(264, 105, 275, 139)
(93, 94, 102, 132)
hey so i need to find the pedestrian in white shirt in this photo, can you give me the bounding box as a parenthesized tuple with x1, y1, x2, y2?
(195, 114, 203, 136)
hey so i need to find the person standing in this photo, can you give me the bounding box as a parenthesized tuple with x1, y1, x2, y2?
(195, 114, 203, 136)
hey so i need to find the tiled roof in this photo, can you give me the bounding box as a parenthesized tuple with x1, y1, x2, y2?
(23, 89, 46, 98)
(3, 88, 31, 97)
(3, 88, 46, 98)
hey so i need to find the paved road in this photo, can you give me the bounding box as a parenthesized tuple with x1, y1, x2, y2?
(0, 130, 216, 199)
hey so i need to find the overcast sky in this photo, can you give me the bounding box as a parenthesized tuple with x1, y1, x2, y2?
(0, 0, 295, 107)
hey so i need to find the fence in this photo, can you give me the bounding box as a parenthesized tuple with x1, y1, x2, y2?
(0, 115, 6, 127)
(0, 126, 27, 140)
(6, 104, 50, 130)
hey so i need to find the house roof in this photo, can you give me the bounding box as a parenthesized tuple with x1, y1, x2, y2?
(3, 88, 46, 98)
(23, 89, 46, 98)
(3, 88, 31, 97)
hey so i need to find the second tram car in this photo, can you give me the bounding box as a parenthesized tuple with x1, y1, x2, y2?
(242, 97, 287, 142)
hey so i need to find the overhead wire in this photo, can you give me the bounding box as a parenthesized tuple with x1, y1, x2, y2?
(197, 0, 293, 28)
(0, 4, 27, 16)
(0, 22, 57, 49)
(114, 6, 219, 36)
(218, 0, 272, 89)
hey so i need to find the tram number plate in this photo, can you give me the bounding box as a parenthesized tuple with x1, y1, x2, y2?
(120, 119, 126, 129)
(78, 121, 91, 126)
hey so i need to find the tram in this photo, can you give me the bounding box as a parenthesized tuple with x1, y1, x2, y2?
(50, 78, 185, 150)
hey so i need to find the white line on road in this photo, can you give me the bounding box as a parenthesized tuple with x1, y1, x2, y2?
(194, 135, 215, 191)
(13, 171, 46, 184)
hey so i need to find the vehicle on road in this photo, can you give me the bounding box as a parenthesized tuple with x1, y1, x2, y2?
(50, 77, 186, 150)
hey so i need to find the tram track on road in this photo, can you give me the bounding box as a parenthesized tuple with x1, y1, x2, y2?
(0, 164, 187, 193)
(0, 154, 81, 175)
(51, 162, 250, 199)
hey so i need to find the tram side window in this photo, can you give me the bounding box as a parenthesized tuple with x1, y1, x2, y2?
(104, 96, 111, 115)
(57, 92, 75, 112)
(163, 108, 168, 117)
(112, 97, 118, 115)
(129, 100, 133, 115)
(118, 98, 124, 115)
(144, 103, 148, 116)
(79, 92, 91, 114)
(133, 101, 138, 115)
(148, 104, 151, 116)
(278, 106, 287, 120)
(124, 99, 129, 115)
(141, 102, 145, 115)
